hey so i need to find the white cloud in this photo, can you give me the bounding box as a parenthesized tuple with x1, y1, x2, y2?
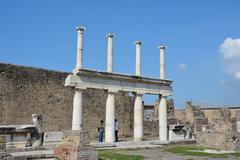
(219, 38, 240, 59)
(177, 63, 187, 70)
(235, 71, 240, 79)
(219, 37, 240, 80)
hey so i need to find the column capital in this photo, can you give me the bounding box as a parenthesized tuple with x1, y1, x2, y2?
(134, 92, 144, 96)
(106, 33, 114, 38)
(76, 26, 86, 32)
(108, 89, 118, 93)
(158, 45, 167, 50)
(75, 88, 85, 92)
(134, 40, 143, 46)
(159, 94, 168, 98)
(136, 94, 143, 97)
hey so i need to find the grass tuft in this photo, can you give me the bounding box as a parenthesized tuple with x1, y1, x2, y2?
(164, 145, 240, 158)
(98, 150, 144, 160)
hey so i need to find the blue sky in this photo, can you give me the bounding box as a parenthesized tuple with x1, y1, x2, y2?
(0, 0, 240, 107)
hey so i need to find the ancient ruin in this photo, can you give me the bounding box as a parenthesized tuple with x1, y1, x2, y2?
(66, 26, 172, 143)
(175, 101, 240, 150)
(1, 25, 240, 159)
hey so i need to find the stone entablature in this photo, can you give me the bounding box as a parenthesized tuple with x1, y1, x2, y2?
(65, 69, 172, 96)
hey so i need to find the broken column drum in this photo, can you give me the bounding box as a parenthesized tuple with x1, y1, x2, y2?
(65, 26, 173, 142)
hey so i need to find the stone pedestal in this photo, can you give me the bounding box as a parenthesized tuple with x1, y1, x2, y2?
(54, 130, 98, 160)
(169, 124, 185, 141)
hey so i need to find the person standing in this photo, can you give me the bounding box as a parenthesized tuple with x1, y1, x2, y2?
(98, 120, 104, 142)
(114, 119, 119, 142)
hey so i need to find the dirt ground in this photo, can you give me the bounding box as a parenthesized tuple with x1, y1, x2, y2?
(115, 148, 240, 160)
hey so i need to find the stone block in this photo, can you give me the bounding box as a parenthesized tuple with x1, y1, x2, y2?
(43, 132, 64, 148)
(54, 145, 98, 160)
(169, 124, 185, 141)
(0, 135, 7, 149)
(54, 130, 98, 160)
(0, 152, 12, 160)
(237, 122, 240, 133)
(63, 130, 90, 146)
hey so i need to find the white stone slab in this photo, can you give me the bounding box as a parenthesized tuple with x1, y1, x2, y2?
(237, 121, 240, 133)
(43, 132, 64, 143)
(65, 70, 173, 96)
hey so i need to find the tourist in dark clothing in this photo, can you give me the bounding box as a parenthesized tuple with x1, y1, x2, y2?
(98, 120, 104, 142)
(114, 119, 119, 142)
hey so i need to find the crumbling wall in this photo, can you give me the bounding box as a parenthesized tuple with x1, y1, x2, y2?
(197, 109, 240, 150)
(176, 101, 240, 150)
(175, 101, 208, 135)
(201, 108, 240, 124)
(143, 99, 177, 137)
(229, 108, 240, 119)
(174, 109, 186, 123)
(201, 109, 219, 124)
(0, 63, 134, 139)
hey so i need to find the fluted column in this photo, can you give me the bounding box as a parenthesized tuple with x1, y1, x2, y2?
(159, 95, 167, 141)
(72, 89, 83, 130)
(158, 46, 166, 79)
(74, 26, 86, 74)
(134, 93, 143, 141)
(107, 34, 114, 73)
(105, 91, 115, 143)
(134, 41, 143, 76)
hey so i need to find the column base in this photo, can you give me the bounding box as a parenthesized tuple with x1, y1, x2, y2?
(159, 140, 169, 144)
(134, 137, 143, 142)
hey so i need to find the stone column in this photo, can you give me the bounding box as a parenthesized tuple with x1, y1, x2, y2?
(134, 93, 143, 141)
(159, 95, 168, 141)
(107, 34, 114, 73)
(75, 26, 86, 73)
(72, 89, 83, 130)
(134, 41, 143, 76)
(105, 91, 115, 143)
(158, 46, 166, 79)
